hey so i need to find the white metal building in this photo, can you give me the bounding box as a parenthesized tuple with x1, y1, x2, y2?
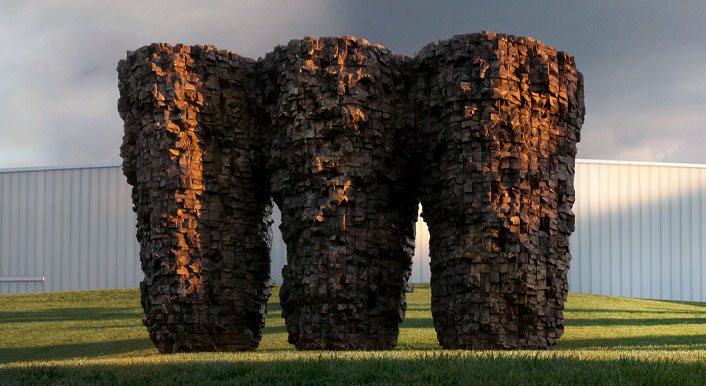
(0, 165, 139, 294)
(570, 160, 706, 302)
(1, 160, 705, 302)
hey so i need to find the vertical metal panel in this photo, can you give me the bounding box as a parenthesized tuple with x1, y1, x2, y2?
(618, 166, 631, 296)
(648, 167, 660, 299)
(17, 171, 28, 294)
(659, 167, 670, 299)
(670, 169, 681, 299)
(41, 171, 51, 292)
(54, 171, 65, 292)
(628, 166, 640, 297)
(577, 162, 592, 292)
(680, 168, 692, 300)
(79, 168, 89, 290)
(608, 165, 621, 297)
(10, 172, 20, 294)
(110, 168, 122, 289)
(1, 173, 10, 294)
(61, 170, 72, 291)
(27, 172, 38, 294)
(117, 168, 129, 288)
(596, 164, 607, 295)
(639, 166, 650, 298)
(31, 171, 41, 294)
(585, 163, 601, 291)
(701, 171, 706, 301)
(691, 169, 702, 300)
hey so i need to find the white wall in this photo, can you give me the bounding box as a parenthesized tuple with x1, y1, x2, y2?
(569, 160, 706, 302)
(2, 160, 705, 302)
(0, 165, 140, 294)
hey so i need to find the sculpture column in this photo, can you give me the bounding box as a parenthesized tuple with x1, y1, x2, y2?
(413, 32, 584, 349)
(261, 37, 418, 349)
(118, 43, 273, 352)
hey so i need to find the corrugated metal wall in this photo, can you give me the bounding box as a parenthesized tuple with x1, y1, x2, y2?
(0, 165, 140, 294)
(569, 160, 706, 302)
(2, 160, 705, 301)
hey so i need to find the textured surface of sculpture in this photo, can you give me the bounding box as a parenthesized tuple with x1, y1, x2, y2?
(117, 32, 584, 352)
(261, 39, 419, 349)
(118, 45, 273, 352)
(414, 35, 583, 349)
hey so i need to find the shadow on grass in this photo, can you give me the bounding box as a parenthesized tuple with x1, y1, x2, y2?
(0, 338, 154, 365)
(261, 318, 436, 335)
(1, 352, 706, 384)
(0, 307, 143, 324)
(6, 319, 703, 364)
(566, 317, 706, 327)
(404, 306, 433, 311)
(65, 324, 143, 331)
(263, 325, 288, 334)
(558, 333, 706, 351)
(399, 317, 434, 329)
(567, 308, 706, 315)
(647, 299, 706, 310)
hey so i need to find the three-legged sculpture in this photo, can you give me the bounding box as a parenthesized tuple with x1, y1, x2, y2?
(117, 32, 584, 352)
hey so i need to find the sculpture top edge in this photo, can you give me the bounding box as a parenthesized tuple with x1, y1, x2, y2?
(120, 31, 580, 66)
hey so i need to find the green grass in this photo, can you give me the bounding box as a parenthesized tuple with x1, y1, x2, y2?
(1, 285, 706, 385)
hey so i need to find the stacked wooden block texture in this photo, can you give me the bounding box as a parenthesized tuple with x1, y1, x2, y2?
(261, 37, 418, 349)
(117, 32, 584, 352)
(117, 43, 273, 353)
(414, 32, 584, 349)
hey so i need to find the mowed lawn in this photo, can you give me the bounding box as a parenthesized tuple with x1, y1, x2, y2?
(1, 285, 706, 385)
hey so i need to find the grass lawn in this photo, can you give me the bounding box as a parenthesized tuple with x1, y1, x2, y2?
(1, 284, 706, 385)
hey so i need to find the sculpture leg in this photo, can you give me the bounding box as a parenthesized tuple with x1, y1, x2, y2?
(118, 44, 272, 352)
(262, 37, 418, 349)
(415, 33, 584, 349)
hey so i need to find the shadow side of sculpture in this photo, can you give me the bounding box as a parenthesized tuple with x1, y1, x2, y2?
(261, 39, 419, 349)
(117, 32, 584, 352)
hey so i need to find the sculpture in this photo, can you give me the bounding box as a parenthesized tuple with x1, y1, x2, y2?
(117, 32, 584, 352)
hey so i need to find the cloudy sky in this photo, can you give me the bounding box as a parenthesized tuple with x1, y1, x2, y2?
(1, 0, 704, 169)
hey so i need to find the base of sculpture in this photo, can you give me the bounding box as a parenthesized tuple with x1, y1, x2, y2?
(117, 32, 584, 352)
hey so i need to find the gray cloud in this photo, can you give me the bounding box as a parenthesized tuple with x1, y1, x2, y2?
(1, 0, 705, 168)
(0, 0, 346, 168)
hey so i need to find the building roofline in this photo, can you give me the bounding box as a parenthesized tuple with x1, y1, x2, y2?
(576, 159, 706, 169)
(2, 159, 706, 174)
(0, 163, 122, 174)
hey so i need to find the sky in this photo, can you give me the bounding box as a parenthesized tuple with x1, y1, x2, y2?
(1, 0, 705, 169)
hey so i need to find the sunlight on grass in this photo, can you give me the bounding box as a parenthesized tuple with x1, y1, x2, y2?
(1, 285, 706, 384)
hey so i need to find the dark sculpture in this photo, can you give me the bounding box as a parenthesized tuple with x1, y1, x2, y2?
(117, 32, 584, 352)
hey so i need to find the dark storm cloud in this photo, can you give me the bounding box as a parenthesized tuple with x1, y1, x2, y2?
(330, 0, 706, 163)
(1, 0, 705, 168)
